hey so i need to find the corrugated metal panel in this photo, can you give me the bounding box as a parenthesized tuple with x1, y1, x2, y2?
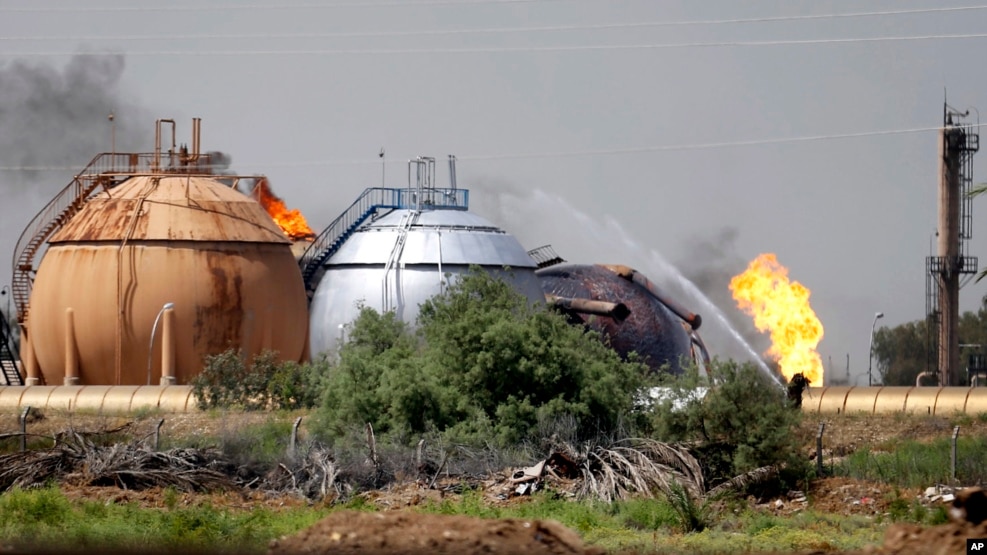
(816, 386, 853, 413)
(874, 387, 914, 413)
(934, 388, 972, 415)
(51, 176, 288, 244)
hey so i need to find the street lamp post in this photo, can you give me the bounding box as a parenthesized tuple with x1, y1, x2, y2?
(147, 302, 175, 385)
(868, 311, 885, 386)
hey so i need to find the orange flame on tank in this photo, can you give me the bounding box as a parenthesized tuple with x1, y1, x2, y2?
(729, 253, 825, 386)
(252, 178, 315, 241)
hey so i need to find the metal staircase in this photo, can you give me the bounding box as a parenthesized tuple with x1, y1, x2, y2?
(9, 152, 148, 325)
(298, 187, 405, 295)
(0, 312, 21, 385)
(298, 185, 469, 297)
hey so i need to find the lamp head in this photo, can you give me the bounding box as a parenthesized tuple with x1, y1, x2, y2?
(876, 312, 884, 319)
(163, 302, 175, 310)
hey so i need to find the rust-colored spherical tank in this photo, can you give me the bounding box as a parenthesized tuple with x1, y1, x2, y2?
(26, 175, 308, 385)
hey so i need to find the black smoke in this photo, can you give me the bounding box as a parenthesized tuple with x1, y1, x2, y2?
(673, 226, 770, 361)
(0, 54, 153, 284)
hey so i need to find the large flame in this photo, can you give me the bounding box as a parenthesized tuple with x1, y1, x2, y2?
(252, 178, 315, 241)
(729, 253, 825, 386)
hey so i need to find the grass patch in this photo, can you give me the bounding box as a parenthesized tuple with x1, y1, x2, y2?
(0, 486, 327, 554)
(415, 492, 889, 554)
(834, 436, 987, 487)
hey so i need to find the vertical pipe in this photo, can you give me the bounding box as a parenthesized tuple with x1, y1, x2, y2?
(63, 308, 79, 386)
(154, 119, 162, 172)
(21, 325, 40, 386)
(938, 126, 963, 386)
(816, 422, 825, 476)
(159, 306, 176, 386)
(192, 117, 201, 159)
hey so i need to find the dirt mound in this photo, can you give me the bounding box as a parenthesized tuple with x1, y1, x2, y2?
(863, 520, 987, 555)
(267, 510, 605, 555)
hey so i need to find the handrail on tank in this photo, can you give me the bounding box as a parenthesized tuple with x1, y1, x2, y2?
(298, 186, 469, 296)
(11, 142, 239, 325)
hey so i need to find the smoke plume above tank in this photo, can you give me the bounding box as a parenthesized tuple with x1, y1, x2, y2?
(0, 54, 153, 322)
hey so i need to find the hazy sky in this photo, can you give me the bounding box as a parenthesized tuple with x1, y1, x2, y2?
(3, 0, 987, 385)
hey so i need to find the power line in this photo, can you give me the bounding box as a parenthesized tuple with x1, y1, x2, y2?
(0, 0, 558, 12)
(3, 123, 980, 172)
(4, 5, 987, 41)
(6, 32, 987, 57)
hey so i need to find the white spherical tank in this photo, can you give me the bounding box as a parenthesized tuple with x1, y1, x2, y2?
(309, 206, 544, 356)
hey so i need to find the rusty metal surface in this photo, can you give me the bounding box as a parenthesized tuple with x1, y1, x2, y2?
(50, 175, 288, 244)
(547, 295, 630, 322)
(600, 264, 702, 330)
(535, 263, 693, 374)
(27, 241, 307, 386)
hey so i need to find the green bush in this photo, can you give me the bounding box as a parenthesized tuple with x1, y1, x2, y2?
(651, 359, 807, 489)
(192, 350, 324, 411)
(313, 268, 653, 448)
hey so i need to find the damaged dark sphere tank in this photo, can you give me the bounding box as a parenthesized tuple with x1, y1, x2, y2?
(536, 263, 702, 375)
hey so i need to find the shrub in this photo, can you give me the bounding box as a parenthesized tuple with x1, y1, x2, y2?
(651, 359, 807, 489)
(191, 350, 324, 411)
(313, 268, 654, 448)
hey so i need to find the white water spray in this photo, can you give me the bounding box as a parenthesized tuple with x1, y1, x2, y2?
(505, 189, 783, 388)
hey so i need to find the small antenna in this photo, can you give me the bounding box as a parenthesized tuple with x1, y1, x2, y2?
(379, 147, 385, 187)
(108, 112, 116, 155)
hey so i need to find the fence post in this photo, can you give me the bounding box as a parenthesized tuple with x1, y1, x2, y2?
(951, 425, 960, 484)
(289, 417, 302, 459)
(154, 418, 165, 451)
(19, 407, 30, 452)
(816, 422, 826, 476)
